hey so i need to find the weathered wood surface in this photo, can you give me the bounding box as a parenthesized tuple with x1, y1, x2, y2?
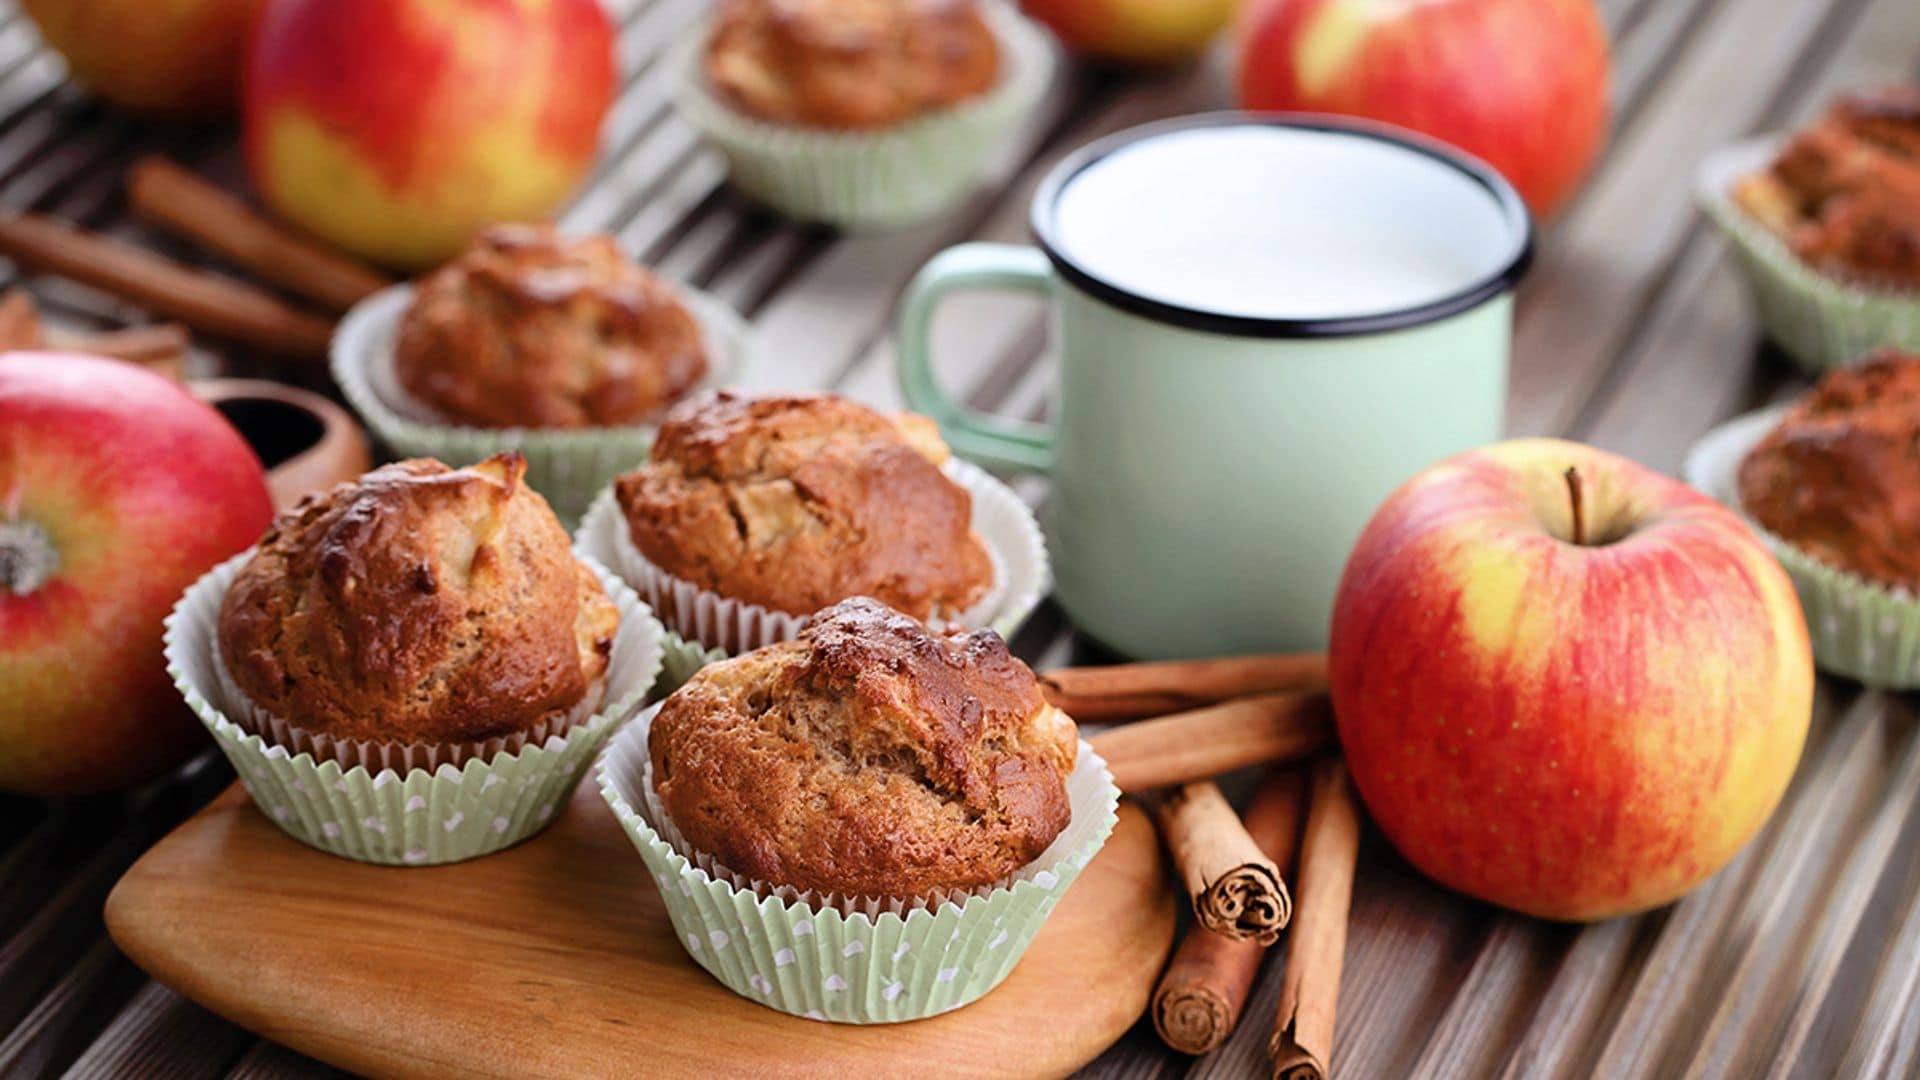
(2, 0, 1918, 1076)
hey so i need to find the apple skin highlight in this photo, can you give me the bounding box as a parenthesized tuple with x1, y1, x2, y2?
(1329, 438, 1812, 921)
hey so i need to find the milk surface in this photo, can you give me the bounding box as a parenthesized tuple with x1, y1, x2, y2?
(1051, 125, 1521, 322)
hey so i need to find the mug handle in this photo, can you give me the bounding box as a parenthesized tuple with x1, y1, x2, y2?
(897, 243, 1056, 472)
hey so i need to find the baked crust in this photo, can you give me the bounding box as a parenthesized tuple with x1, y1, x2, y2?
(649, 597, 1076, 898)
(1738, 350, 1920, 590)
(703, 0, 999, 130)
(1734, 88, 1920, 290)
(218, 453, 620, 745)
(394, 225, 708, 429)
(613, 389, 993, 620)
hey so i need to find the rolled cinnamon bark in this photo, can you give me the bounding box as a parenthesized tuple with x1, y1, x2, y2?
(127, 157, 391, 313)
(1149, 780, 1291, 946)
(1088, 692, 1333, 794)
(1270, 758, 1362, 1080)
(1042, 653, 1329, 721)
(1152, 769, 1307, 1055)
(0, 213, 334, 362)
(0, 288, 41, 348)
(52, 324, 190, 367)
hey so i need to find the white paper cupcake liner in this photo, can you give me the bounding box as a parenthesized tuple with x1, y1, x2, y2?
(671, 0, 1056, 230)
(165, 551, 666, 864)
(333, 281, 754, 526)
(575, 458, 1047, 659)
(1697, 138, 1920, 373)
(1685, 405, 1920, 688)
(212, 652, 606, 774)
(596, 701, 1118, 1022)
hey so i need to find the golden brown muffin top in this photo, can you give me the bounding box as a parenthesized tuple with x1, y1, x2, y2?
(1735, 88, 1920, 290)
(649, 597, 1076, 898)
(1738, 351, 1920, 590)
(704, 0, 999, 130)
(394, 225, 709, 430)
(218, 453, 620, 746)
(614, 389, 993, 620)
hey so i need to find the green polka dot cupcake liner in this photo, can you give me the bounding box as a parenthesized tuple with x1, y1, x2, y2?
(332, 281, 754, 528)
(671, 0, 1057, 230)
(596, 702, 1118, 1023)
(655, 632, 727, 700)
(1686, 405, 1920, 688)
(1697, 138, 1920, 374)
(574, 459, 1049, 688)
(164, 551, 665, 865)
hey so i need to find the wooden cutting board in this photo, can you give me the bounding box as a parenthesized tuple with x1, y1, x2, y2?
(105, 782, 1175, 1079)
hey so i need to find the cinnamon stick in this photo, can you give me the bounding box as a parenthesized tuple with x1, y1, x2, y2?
(127, 157, 391, 313)
(0, 288, 41, 348)
(1149, 780, 1291, 946)
(1271, 758, 1362, 1080)
(0, 213, 334, 362)
(1043, 653, 1329, 722)
(1087, 692, 1333, 794)
(51, 323, 190, 366)
(1152, 769, 1307, 1054)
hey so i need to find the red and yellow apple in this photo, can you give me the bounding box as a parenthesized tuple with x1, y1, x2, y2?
(21, 0, 264, 116)
(1238, 0, 1611, 218)
(1329, 439, 1811, 921)
(244, 0, 616, 270)
(0, 352, 274, 797)
(1021, 0, 1236, 64)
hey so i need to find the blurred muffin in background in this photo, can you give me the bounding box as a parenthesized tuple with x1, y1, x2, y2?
(394, 225, 709, 430)
(704, 0, 1000, 130)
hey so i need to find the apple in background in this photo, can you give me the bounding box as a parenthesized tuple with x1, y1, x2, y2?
(1237, 0, 1611, 218)
(0, 353, 274, 797)
(244, 0, 616, 271)
(1329, 439, 1811, 921)
(1020, 0, 1236, 64)
(21, 0, 263, 116)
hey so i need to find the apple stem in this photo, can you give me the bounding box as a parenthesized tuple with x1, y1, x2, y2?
(0, 520, 59, 596)
(1564, 467, 1587, 547)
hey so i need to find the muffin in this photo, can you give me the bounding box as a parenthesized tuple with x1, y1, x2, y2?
(1734, 89, 1920, 292)
(704, 0, 1000, 130)
(595, 594, 1113, 1022)
(392, 225, 709, 430)
(1737, 350, 1920, 590)
(649, 597, 1075, 899)
(613, 389, 994, 624)
(171, 451, 665, 865)
(218, 452, 620, 749)
(672, 0, 1053, 229)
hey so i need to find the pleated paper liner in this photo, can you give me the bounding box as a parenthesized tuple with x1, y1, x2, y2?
(332, 281, 754, 527)
(596, 702, 1119, 1023)
(574, 458, 1049, 677)
(1685, 405, 1920, 688)
(1697, 137, 1920, 374)
(670, 0, 1057, 230)
(165, 551, 665, 865)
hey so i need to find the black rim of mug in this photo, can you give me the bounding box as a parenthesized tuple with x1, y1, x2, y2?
(1029, 111, 1538, 339)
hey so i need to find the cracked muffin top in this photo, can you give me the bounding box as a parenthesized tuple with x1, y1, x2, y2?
(613, 389, 993, 621)
(1738, 350, 1920, 590)
(648, 597, 1077, 898)
(1734, 88, 1920, 290)
(393, 225, 709, 429)
(703, 0, 999, 130)
(218, 453, 620, 745)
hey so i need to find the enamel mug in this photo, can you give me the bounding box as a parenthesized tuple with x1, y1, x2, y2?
(896, 114, 1533, 659)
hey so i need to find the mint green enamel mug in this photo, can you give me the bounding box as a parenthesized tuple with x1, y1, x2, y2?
(897, 114, 1533, 659)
